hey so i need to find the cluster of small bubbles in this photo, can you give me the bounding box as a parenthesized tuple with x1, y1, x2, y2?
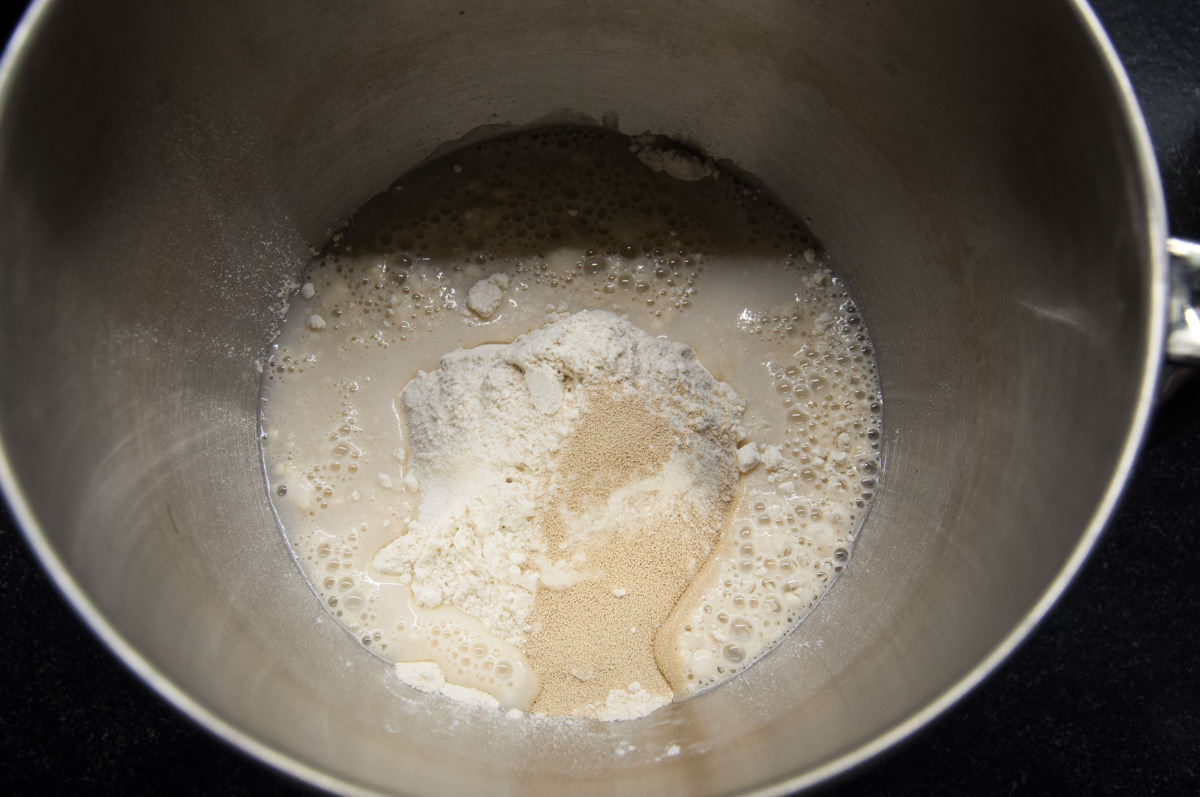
(265, 349, 318, 380)
(666, 267, 881, 694)
(572, 245, 703, 310)
(419, 620, 519, 691)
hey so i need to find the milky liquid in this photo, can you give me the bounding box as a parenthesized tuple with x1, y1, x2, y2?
(259, 127, 882, 715)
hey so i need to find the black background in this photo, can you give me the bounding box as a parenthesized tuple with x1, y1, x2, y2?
(2, 1, 1198, 794)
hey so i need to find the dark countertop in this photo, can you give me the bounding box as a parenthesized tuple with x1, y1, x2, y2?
(2, 1, 1198, 794)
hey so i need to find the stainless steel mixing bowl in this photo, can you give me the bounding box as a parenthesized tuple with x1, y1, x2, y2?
(2, 0, 1198, 794)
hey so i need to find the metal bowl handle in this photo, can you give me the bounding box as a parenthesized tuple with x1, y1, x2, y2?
(1168, 237, 1200, 364)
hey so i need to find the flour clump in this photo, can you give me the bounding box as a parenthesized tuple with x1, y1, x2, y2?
(466, 273, 510, 319)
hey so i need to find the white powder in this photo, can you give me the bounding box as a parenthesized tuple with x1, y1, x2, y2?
(761, 444, 785, 471)
(736, 442, 760, 473)
(589, 682, 670, 721)
(373, 309, 745, 647)
(466, 273, 510, 319)
(394, 661, 500, 709)
(629, 134, 716, 181)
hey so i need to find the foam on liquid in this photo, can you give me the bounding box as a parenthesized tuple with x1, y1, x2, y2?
(259, 127, 882, 714)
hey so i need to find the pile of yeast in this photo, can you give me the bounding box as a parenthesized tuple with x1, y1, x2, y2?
(260, 126, 882, 721)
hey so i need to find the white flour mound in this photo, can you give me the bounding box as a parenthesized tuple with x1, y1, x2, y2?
(373, 309, 745, 645)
